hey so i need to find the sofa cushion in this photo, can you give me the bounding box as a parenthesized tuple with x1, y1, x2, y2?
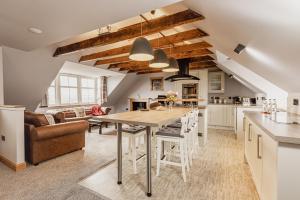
(25, 111, 50, 127)
(34, 120, 88, 141)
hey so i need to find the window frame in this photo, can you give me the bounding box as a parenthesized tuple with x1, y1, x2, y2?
(46, 73, 99, 107)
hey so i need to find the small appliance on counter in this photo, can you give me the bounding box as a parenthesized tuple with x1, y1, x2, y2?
(232, 96, 242, 104)
(250, 98, 256, 105)
(242, 97, 250, 106)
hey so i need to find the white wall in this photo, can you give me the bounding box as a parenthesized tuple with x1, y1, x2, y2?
(0, 47, 4, 104)
(107, 75, 126, 95)
(2, 46, 78, 110)
(113, 70, 209, 112)
(114, 72, 174, 112)
(287, 93, 300, 114)
(216, 51, 288, 109)
(0, 107, 25, 165)
(208, 73, 257, 98)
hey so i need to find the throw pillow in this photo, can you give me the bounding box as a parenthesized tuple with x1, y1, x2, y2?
(24, 111, 50, 127)
(91, 105, 104, 116)
(44, 114, 55, 125)
(74, 107, 86, 117)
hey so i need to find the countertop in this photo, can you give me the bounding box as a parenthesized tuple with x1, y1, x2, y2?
(208, 103, 262, 108)
(244, 111, 300, 145)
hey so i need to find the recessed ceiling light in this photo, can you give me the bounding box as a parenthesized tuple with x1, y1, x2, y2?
(28, 27, 43, 34)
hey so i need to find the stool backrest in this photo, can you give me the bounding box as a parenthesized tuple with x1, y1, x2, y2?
(180, 115, 189, 136)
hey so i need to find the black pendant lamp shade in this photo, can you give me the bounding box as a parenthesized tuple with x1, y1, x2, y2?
(129, 37, 154, 61)
(162, 57, 179, 72)
(149, 49, 169, 68)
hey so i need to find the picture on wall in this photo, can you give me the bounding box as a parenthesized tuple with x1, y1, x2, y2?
(150, 77, 164, 91)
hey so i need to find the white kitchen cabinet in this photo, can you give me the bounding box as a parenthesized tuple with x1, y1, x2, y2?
(235, 106, 262, 141)
(208, 105, 234, 129)
(261, 130, 277, 200)
(244, 115, 300, 200)
(208, 71, 225, 93)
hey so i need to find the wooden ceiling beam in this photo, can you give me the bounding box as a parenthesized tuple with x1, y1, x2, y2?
(121, 60, 215, 71)
(54, 9, 204, 57)
(126, 61, 216, 73)
(110, 55, 214, 69)
(134, 65, 217, 75)
(79, 29, 208, 62)
(95, 46, 213, 66)
(190, 55, 214, 62)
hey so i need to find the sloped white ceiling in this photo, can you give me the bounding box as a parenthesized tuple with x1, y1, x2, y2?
(0, 0, 180, 51)
(184, 0, 300, 93)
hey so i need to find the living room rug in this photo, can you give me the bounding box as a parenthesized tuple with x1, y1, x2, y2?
(0, 127, 117, 200)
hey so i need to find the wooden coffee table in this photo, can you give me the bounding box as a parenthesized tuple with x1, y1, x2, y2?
(88, 118, 107, 134)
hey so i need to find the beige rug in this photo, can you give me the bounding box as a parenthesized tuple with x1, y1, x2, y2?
(0, 126, 117, 200)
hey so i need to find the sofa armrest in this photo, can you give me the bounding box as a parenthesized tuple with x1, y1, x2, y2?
(103, 107, 112, 115)
(32, 120, 88, 141)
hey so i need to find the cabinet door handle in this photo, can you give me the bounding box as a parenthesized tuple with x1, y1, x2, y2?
(248, 123, 252, 141)
(257, 135, 262, 159)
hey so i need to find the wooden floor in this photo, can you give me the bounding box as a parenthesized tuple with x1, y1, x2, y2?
(79, 129, 259, 200)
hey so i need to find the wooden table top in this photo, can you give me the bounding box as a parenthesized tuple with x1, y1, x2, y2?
(96, 107, 191, 127)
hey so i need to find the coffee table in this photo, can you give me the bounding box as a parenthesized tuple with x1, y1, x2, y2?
(88, 118, 107, 134)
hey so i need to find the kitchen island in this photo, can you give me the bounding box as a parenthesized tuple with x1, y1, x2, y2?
(244, 111, 300, 200)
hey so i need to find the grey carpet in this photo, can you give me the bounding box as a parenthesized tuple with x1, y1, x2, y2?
(0, 126, 117, 200)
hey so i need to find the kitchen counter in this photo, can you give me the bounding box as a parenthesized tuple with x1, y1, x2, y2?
(244, 111, 300, 145)
(208, 103, 261, 108)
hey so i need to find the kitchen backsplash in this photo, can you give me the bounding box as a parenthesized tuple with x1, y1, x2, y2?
(287, 93, 300, 114)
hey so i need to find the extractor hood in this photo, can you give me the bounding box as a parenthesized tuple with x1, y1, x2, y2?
(165, 58, 200, 82)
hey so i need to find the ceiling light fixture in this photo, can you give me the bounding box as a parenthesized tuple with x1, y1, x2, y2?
(149, 34, 169, 68)
(162, 57, 179, 72)
(28, 27, 43, 34)
(234, 44, 246, 54)
(149, 49, 169, 68)
(129, 16, 153, 61)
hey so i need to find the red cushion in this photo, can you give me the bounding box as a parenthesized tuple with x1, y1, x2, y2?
(91, 105, 104, 116)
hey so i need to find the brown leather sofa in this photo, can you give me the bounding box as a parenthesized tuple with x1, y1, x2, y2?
(53, 107, 111, 123)
(24, 111, 88, 165)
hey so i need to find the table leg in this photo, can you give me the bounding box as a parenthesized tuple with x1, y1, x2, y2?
(117, 123, 122, 184)
(146, 126, 152, 197)
(99, 124, 102, 134)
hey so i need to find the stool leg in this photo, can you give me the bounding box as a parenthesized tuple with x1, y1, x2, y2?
(180, 139, 187, 182)
(128, 136, 132, 158)
(156, 138, 161, 176)
(132, 135, 137, 174)
(184, 137, 190, 172)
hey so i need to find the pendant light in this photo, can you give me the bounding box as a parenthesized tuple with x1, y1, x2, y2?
(149, 49, 169, 68)
(129, 17, 153, 61)
(162, 57, 179, 72)
(149, 34, 169, 68)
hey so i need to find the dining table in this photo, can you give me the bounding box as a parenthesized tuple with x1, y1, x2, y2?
(97, 107, 191, 197)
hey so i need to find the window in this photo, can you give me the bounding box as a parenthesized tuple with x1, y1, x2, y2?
(47, 80, 56, 105)
(81, 78, 96, 103)
(60, 75, 78, 104)
(45, 74, 99, 106)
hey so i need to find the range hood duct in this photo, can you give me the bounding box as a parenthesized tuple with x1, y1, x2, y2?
(165, 58, 200, 82)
